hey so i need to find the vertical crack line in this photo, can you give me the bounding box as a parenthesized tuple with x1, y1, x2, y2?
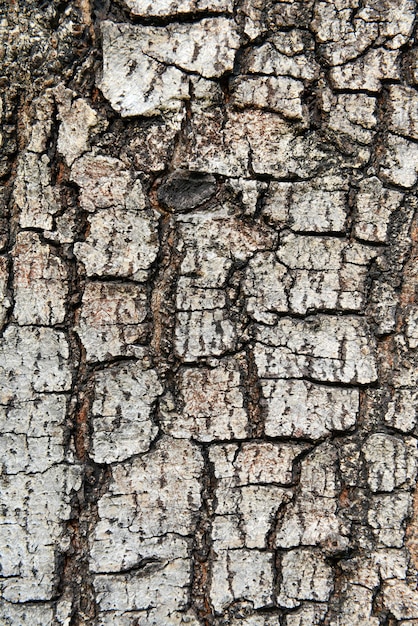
(56, 170, 109, 626)
(150, 213, 179, 368)
(244, 344, 265, 438)
(191, 445, 217, 626)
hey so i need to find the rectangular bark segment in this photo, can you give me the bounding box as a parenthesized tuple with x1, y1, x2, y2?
(124, 0, 234, 16)
(254, 315, 378, 384)
(263, 178, 348, 232)
(90, 438, 203, 623)
(162, 358, 249, 441)
(262, 379, 359, 439)
(90, 354, 162, 463)
(13, 232, 68, 325)
(100, 19, 240, 116)
(76, 282, 149, 362)
(0, 326, 80, 605)
(210, 549, 275, 613)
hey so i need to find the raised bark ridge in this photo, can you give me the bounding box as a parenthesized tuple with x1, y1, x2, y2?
(1, 0, 418, 624)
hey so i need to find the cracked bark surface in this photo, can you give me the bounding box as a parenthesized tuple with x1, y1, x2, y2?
(1, 0, 418, 624)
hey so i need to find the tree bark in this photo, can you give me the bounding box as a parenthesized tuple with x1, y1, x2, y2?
(1, 0, 418, 624)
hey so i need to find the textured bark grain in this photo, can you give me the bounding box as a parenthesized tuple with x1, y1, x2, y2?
(2, 0, 418, 625)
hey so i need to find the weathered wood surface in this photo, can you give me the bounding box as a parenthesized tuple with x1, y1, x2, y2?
(1, 0, 418, 624)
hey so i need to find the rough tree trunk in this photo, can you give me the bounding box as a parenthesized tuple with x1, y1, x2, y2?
(1, 0, 418, 624)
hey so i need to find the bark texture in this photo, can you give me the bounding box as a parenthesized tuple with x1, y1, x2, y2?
(1, 0, 418, 624)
